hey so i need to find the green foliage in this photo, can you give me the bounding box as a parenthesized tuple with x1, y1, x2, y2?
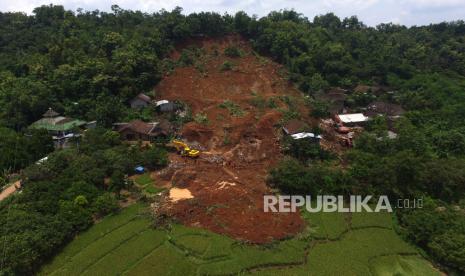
(0, 126, 166, 274)
(135, 173, 153, 186)
(219, 100, 245, 117)
(309, 99, 330, 118)
(224, 45, 242, 57)
(93, 193, 119, 218)
(301, 73, 329, 93)
(397, 200, 465, 273)
(141, 146, 168, 169)
(109, 170, 126, 196)
(194, 112, 209, 125)
(285, 137, 333, 163)
(220, 60, 234, 71)
(41, 204, 437, 276)
(268, 159, 351, 195)
(74, 195, 89, 206)
(301, 210, 348, 240)
(0, 127, 53, 172)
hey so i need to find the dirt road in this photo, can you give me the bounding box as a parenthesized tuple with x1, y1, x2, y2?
(0, 181, 20, 201)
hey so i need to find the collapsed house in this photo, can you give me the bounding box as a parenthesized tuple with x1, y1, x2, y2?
(283, 119, 322, 143)
(29, 108, 87, 148)
(113, 120, 172, 141)
(130, 93, 152, 109)
(365, 101, 405, 119)
(314, 88, 348, 114)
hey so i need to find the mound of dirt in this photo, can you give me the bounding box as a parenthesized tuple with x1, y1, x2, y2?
(153, 34, 312, 244)
(181, 122, 214, 145)
(169, 188, 194, 202)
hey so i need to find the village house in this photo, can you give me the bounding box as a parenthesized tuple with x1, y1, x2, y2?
(29, 108, 87, 148)
(113, 120, 172, 141)
(155, 100, 177, 113)
(335, 113, 370, 127)
(130, 93, 152, 109)
(283, 119, 322, 143)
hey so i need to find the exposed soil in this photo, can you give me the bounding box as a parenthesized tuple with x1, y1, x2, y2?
(169, 188, 194, 202)
(0, 181, 20, 201)
(153, 35, 313, 243)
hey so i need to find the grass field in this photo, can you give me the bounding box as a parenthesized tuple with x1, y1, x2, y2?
(40, 204, 440, 276)
(134, 173, 153, 186)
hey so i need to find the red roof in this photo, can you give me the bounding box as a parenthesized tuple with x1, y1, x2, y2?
(116, 120, 157, 135)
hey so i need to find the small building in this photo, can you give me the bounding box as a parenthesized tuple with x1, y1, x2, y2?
(335, 113, 369, 127)
(130, 93, 152, 109)
(113, 120, 172, 141)
(29, 108, 87, 148)
(291, 132, 322, 143)
(155, 100, 177, 113)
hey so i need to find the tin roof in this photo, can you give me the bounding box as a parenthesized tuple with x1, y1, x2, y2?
(155, 100, 170, 107)
(337, 113, 369, 123)
(291, 132, 322, 140)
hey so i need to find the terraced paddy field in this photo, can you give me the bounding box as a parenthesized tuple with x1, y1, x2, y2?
(40, 203, 441, 276)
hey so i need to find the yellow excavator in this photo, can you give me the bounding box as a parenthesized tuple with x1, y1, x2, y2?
(169, 139, 200, 158)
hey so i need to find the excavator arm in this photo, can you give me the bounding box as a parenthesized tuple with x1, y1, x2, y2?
(169, 140, 200, 158)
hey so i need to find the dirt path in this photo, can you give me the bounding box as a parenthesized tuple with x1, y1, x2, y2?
(153, 35, 313, 243)
(0, 181, 20, 201)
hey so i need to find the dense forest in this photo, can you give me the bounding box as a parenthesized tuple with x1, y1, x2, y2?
(1, 5, 465, 274)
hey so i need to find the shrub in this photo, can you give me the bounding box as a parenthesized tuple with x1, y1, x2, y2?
(74, 195, 89, 207)
(194, 113, 209, 125)
(286, 138, 333, 162)
(310, 99, 330, 118)
(93, 193, 120, 218)
(220, 61, 233, 71)
(224, 46, 242, 57)
(142, 147, 168, 169)
(219, 100, 245, 117)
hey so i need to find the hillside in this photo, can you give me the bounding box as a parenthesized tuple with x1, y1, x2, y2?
(152, 35, 311, 243)
(1, 6, 465, 275)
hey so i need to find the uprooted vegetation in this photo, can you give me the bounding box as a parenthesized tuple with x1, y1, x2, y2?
(152, 35, 309, 243)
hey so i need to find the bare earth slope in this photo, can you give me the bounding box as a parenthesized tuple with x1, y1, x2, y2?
(154, 35, 310, 243)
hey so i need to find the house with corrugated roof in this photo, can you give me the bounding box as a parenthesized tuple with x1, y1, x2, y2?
(155, 100, 177, 113)
(29, 108, 87, 148)
(113, 120, 172, 141)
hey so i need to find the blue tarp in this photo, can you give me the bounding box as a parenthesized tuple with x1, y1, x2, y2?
(135, 166, 145, 173)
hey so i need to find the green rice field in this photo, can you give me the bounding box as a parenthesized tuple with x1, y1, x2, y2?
(40, 203, 441, 276)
